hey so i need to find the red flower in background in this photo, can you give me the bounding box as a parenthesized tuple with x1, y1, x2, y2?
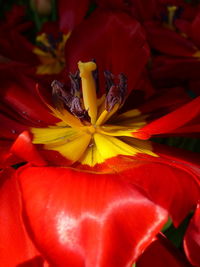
(97, 0, 200, 93)
(131, 0, 200, 93)
(0, 8, 200, 267)
(0, 0, 90, 77)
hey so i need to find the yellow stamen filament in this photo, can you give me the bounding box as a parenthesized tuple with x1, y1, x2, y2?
(95, 109, 109, 126)
(96, 104, 120, 126)
(46, 103, 83, 128)
(78, 61, 97, 124)
(167, 6, 177, 28)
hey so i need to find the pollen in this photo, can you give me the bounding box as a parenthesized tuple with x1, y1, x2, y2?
(31, 61, 157, 167)
(33, 32, 70, 74)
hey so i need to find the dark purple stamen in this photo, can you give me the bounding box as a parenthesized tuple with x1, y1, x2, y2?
(69, 71, 81, 96)
(70, 97, 87, 119)
(105, 72, 127, 111)
(104, 70, 114, 92)
(118, 73, 127, 105)
(105, 85, 122, 112)
(51, 80, 86, 119)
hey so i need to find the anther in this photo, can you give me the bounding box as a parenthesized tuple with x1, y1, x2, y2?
(118, 73, 127, 105)
(51, 80, 87, 119)
(104, 70, 114, 92)
(70, 97, 87, 119)
(105, 85, 122, 112)
(69, 71, 81, 96)
(51, 80, 72, 110)
(105, 73, 127, 111)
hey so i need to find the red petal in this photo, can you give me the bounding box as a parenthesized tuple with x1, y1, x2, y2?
(58, 0, 90, 32)
(137, 234, 191, 267)
(144, 22, 197, 57)
(1, 81, 56, 126)
(151, 56, 200, 88)
(192, 12, 200, 48)
(184, 203, 200, 266)
(11, 131, 47, 166)
(134, 96, 200, 139)
(138, 87, 190, 115)
(65, 10, 149, 94)
(0, 112, 27, 139)
(153, 143, 200, 174)
(130, 0, 157, 21)
(0, 168, 43, 266)
(17, 166, 167, 266)
(120, 157, 200, 226)
(0, 140, 21, 168)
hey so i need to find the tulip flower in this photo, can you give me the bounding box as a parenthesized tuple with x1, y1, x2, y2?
(0, 9, 200, 267)
(0, 0, 90, 77)
(129, 0, 200, 92)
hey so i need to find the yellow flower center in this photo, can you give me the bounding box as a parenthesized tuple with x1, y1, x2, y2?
(33, 32, 70, 74)
(31, 61, 157, 166)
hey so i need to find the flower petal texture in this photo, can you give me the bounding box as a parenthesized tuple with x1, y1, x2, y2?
(0, 168, 44, 266)
(18, 166, 168, 266)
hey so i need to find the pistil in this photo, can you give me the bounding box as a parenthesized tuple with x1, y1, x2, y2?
(78, 61, 98, 124)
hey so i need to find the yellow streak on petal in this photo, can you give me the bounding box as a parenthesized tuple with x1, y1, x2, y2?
(94, 133, 140, 160)
(36, 61, 63, 74)
(31, 127, 77, 146)
(115, 109, 142, 121)
(193, 50, 200, 58)
(78, 61, 97, 124)
(97, 125, 138, 137)
(46, 104, 83, 128)
(33, 47, 49, 57)
(45, 131, 91, 163)
(120, 137, 158, 157)
(79, 142, 104, 166)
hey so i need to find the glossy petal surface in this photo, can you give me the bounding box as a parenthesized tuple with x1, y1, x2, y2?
(18, 166, 167, 267)
(134, 96, 200, 139)
(121, 158, 200, 225)
(0, 168, 43, 266)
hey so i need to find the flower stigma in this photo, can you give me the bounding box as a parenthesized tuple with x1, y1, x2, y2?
(33, 32, 70, 74)
(31, 61, 157, 167)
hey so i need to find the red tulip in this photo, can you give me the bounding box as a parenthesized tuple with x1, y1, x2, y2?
(0, 9, 200, 266)
(0, 0, 90, 77)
